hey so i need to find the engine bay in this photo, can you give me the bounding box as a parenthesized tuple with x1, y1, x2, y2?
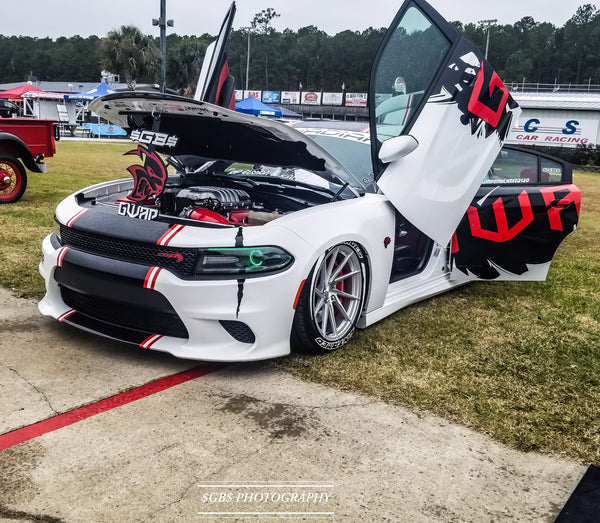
(83, 152, 357, 227)
(158, 185, 286, 226)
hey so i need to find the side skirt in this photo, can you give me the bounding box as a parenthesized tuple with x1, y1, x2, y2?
(359, 245, 465, 328)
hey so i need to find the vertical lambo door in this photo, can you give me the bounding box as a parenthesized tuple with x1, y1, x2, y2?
(193, 2, 236, 109)
(368, 0, 579, 283)
(369, 0, 520, 248)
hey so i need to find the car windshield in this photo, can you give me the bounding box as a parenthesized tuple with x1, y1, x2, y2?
(170, 156, 357, 198)
(224, 163, 333, 190)
(296, 128, 374, 191)
(169, 125, 374, 195)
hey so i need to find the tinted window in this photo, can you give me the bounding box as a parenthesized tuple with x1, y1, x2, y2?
(373, 6, 450, 142)
(540, 158, 564, 183)
(484, 149, 539, 184)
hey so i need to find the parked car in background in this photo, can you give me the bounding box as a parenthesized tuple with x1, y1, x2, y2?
(0, 99, 20, 118)
(38, 0, 580, 361)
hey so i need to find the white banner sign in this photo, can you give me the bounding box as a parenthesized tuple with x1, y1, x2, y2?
(322, 92, 343, 106)
(507, 115, 599, 148)
(301, 92, 322, 105)
(244, 90, 262, 100)
(345, 93, 368, 106)
(281, 91, 300, 104)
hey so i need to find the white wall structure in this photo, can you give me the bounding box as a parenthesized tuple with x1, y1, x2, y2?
(507, 92, 600, 148)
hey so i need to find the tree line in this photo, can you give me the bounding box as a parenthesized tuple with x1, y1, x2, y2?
(0, 4, 598, 94)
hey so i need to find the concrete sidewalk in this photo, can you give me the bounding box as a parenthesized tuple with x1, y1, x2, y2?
(0, 288, 584, 521)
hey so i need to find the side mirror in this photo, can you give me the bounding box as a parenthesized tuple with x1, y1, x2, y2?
(378, 135, 419, 164)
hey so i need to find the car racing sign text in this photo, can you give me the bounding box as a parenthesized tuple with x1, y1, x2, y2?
(507, 116, 599, 148)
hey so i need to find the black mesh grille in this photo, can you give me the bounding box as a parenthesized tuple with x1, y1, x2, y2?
(60, 225, 197, 275)
(219, 320, 256, 344)
(61, 287, 189, 339)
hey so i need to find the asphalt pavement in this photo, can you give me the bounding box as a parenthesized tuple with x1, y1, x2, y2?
(0, 287, 585, 522)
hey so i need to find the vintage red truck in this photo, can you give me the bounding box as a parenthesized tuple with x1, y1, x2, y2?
(0, 118, 58, 203)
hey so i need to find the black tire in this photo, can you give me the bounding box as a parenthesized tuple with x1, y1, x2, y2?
(0, 156, 27, 204)
(291, 242, 367, 354)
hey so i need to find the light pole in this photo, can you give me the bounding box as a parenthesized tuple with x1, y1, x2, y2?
(479, 19, 497, 60)
(246, 30, 251, 91)
(241, 27, 253, 92)
(152, 0, 174, 93)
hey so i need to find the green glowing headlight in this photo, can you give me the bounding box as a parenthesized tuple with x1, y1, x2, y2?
(195, 246, 293, 276)
(249, 249, 264, 267)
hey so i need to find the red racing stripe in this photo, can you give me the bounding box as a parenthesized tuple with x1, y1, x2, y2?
(140, 334, 163, 349)
(66, 208, 89, 228)
(143, 266, 162, 290)
(157, 224, 185, 246)
(57, 309, 76, 322)
(0, 365, 224, 452)
(57, 246, 69, 267)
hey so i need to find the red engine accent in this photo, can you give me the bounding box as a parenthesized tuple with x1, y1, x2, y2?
(188, 208, 232, 224)
(229, 211, 249, 224)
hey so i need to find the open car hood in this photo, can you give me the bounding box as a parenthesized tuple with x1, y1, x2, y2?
(89, 92, 362, 191)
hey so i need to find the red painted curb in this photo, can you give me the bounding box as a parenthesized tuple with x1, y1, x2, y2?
(0, 364, 224, 452)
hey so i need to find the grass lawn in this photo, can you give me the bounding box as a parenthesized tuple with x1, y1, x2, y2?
(0, 141, 133, 296)
(1, 140, 599, 463)
(282, 171, 600, 464)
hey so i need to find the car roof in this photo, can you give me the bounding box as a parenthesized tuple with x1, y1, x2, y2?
(288, 119, 369, 133)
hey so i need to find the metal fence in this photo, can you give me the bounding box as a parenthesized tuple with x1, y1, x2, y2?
(507, 82, 600, 94)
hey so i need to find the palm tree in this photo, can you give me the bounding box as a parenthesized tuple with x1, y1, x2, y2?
(101, 25, 159, 90)
(168, 37, 208, 95)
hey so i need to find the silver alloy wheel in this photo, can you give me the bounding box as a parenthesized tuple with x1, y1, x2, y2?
(310, 244, 364, 341)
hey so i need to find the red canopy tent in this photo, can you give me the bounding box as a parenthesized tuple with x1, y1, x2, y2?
(0, 85, 44, 99)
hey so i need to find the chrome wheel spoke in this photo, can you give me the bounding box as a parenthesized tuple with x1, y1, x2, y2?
(326, 301, 338, 336)
(317, 308, 328, 335)
(325, 248, 339, 281)
(332, 251, 352, 278)
(332, 295, 351, 322)
(333, 289, 360, 301)
(333, 269, 361, 284)
(314, 294, 326, 317)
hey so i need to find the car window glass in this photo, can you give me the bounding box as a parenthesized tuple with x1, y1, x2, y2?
(224, 163, 332, 190)
(298, 131, 373, 189)
(483, 149, 539, 184)
(373, 6, 450, 143)
(540, 158, 564, 183)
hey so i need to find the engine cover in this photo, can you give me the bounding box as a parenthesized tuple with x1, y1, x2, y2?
(175, 186, 252, 214)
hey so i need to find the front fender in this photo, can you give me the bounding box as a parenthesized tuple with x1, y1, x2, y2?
(274, 194, 396, 315)
(0, 132, 46, 172)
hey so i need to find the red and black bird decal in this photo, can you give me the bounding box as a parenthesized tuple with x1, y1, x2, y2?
(124, 145, 168, 202)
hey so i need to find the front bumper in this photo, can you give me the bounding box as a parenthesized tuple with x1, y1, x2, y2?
(39, 233, 304, 361)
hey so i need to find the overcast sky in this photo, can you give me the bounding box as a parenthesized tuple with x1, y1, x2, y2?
(3, 0, 589, 38)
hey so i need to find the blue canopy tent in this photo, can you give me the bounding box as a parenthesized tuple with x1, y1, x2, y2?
(64, 82, 116, 101)
(278, 106, 302, 119)
(65, 83, 125, 137)
(235, 97, 282, 117)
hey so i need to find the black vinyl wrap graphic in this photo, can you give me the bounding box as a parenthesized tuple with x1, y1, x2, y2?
(235, 226, 245, 319)
(453, 184, 581, 279)
(68, 202, 173, 245)
(429, 39, 519, 141)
